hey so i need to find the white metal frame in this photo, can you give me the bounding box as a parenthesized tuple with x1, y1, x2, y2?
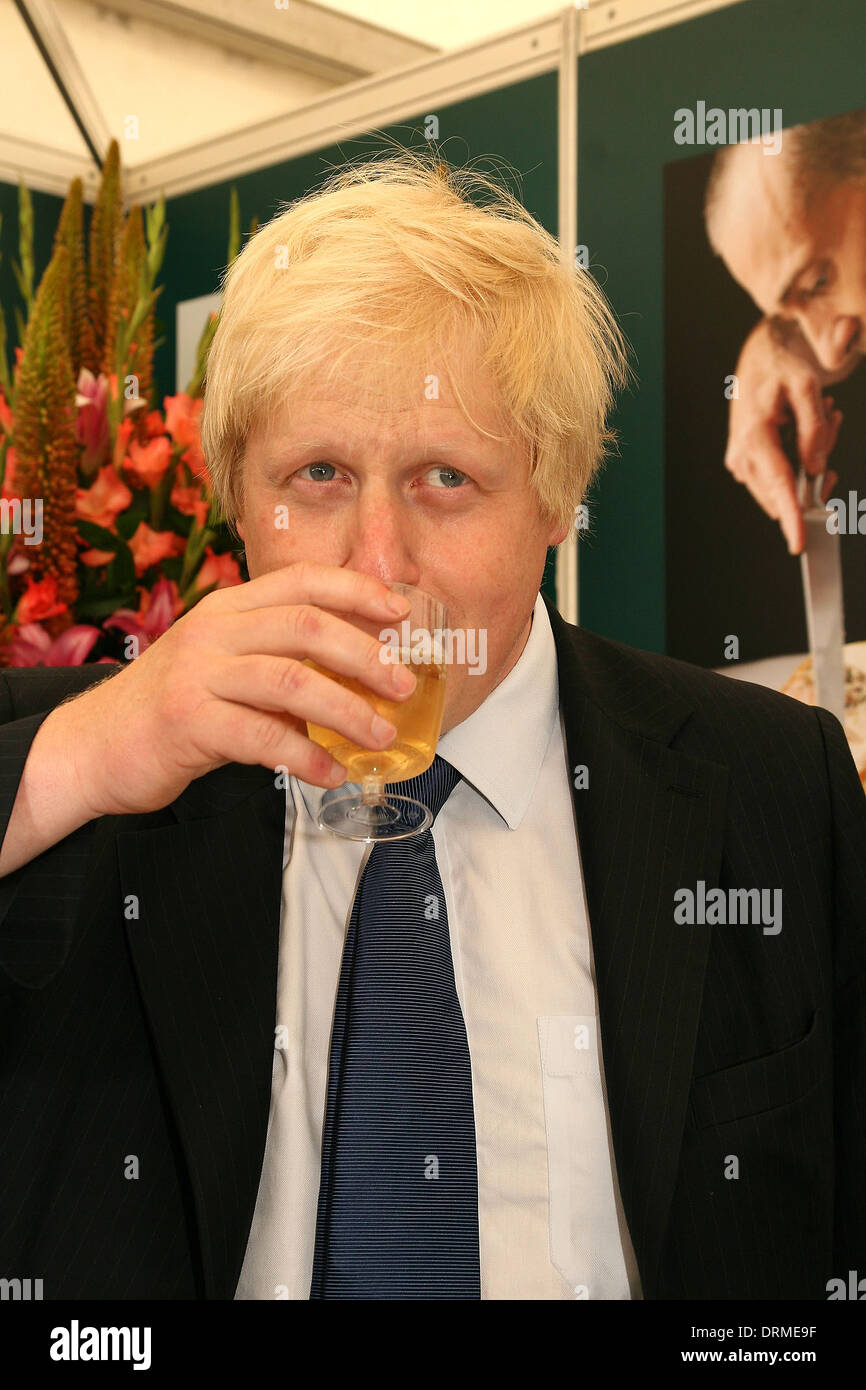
(580, 0, 747, 50)
(0, 0, 748, 203)
(121, 0, 747, 208)
(17, 0, 111, 157)
(93, 0, 436, 86)
(125, 12, 565, 204)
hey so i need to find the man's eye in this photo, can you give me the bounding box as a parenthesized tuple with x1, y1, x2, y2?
(802, 265, 831, 299)
(297, 463, 338, 481)
(292, 463, 467, 488)
(425, 466, 467, 489)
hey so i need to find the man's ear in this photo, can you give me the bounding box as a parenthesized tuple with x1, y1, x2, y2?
(547, 523, 570, 547)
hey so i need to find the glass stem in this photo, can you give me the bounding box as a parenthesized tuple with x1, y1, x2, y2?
(361, 775, 385, 806)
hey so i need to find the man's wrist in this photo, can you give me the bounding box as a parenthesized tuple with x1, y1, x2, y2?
(49, 673, 122, 824)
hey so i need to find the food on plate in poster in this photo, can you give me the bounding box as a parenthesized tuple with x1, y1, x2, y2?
(782, 642, 866, 789)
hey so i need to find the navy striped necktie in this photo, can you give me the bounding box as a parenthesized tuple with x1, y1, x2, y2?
(310, 754, 481, 1299)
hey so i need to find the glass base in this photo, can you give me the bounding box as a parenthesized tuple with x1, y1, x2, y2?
(317, 791, 432, 841)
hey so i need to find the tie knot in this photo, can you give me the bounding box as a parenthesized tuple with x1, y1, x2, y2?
(389, 754, 461, 823)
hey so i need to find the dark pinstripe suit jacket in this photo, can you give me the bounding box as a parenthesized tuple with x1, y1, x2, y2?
(0, 592, 863, 1300)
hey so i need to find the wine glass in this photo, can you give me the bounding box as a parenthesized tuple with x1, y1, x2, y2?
(305, 582, 448, 841)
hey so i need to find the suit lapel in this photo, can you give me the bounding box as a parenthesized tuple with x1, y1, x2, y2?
(116, 762, 285, 1300)
(544, 596, 728, 1296)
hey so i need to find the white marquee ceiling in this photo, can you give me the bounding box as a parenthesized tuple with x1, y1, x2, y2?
(0, 0, 744, 198)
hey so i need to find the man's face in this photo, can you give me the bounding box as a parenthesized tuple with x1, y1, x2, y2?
(236, 345, 568, 735)
(711, 140, 866, 373)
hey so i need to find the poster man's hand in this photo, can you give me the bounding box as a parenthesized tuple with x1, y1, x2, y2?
(725, 318, 845, 554)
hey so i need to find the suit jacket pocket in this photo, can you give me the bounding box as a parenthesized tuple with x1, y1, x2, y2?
(690, 1009, 823, 1129)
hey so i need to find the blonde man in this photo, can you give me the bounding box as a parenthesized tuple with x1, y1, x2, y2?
(0, 152, 863, 1301)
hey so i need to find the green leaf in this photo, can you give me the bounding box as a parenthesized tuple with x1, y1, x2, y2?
(77, 519, 122, 550)
(115, 497, 149, 537)
(76, 593, 137, 621)
(162, 503, 194, 536)
(228, 187, 241, 265)
(107, 540, 136, 591)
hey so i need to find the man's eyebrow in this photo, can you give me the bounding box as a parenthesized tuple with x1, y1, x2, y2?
(775, 257, 815, 308)
(255, 441, 351, 473)
(258, 438, 474, 463)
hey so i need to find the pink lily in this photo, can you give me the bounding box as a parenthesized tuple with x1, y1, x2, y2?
(6, 622, 109, 667)
(103, 575, 182, 654)
(75, 369, 111, 471)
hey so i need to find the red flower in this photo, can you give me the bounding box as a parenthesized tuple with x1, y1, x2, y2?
(193, 546, 242, 594)
(0, 389, 13, 438)
(165, 393, 209, 484)
(123, 435, 172, 490)
(164, 393, 201, 443)
(79, 547, 117, 567)
(143, 411, 166, 438)
(171, 481, 209, 529)
(127, 521, 185, 576)
(112, 418, 134, 471)
(16, 575, 68, 624)
(75, 463, 133, 530)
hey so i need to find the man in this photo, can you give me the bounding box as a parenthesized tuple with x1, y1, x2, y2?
(704, 108, 866, 554)
(0, 153, 863, 1300)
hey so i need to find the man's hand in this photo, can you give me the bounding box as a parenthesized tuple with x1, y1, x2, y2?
(64, 563, 418, 819)
(725, 318, 851, 555)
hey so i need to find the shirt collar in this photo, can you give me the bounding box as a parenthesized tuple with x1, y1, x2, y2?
(294, 590, 560, 831)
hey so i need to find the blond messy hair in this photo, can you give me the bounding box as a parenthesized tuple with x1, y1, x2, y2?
(200, 147, 631, 542)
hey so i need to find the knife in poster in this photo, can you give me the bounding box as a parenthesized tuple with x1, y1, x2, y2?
(798, 466, 846, 725)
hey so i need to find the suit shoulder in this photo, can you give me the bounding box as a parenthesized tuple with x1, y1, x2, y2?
(572, 623, 819, 735)
(1, 663, 123, 722)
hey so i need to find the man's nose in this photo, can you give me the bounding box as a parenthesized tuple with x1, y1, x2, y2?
(345, 493, 417, 585)
(798, 311, 860, 373)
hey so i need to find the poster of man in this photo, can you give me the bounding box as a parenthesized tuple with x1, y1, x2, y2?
(664, 106, 866, 784)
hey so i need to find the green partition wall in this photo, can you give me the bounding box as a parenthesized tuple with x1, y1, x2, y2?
(0, 183, 69, 376)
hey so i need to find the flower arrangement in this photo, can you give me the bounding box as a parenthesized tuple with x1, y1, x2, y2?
(0, 140, 251, 667)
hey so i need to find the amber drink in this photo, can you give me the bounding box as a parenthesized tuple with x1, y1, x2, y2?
(305, 650, 445, 784)
(303, 581, 448, 841)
